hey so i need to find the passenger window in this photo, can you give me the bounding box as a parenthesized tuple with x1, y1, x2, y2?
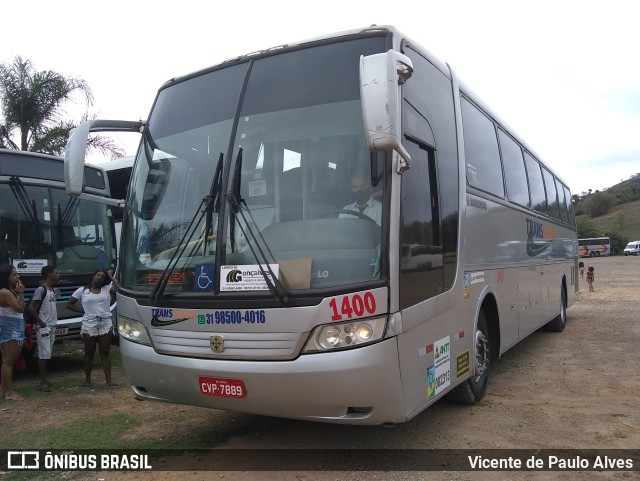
(461, 97, 504, 197)
(542, 168, 560, 220)
(564, 185, 576, 227)
(498, 129, 529, 207)
(556, 179, 569, 224)
(524, 153, 546, 215)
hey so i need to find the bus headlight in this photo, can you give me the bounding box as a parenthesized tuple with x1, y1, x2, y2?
(118, 315, 152, 346)
(302, 317, 387, 353)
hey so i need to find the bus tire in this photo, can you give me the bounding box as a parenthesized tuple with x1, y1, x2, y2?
(446, 310, 490, 404)
(545, 286, 567, 332)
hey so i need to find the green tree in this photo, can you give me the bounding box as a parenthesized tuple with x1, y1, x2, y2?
(0, 55, 123, 156)
(605, 230, 628, 256)
(581, 191, 616, 217)
(576, 216, 600, 238)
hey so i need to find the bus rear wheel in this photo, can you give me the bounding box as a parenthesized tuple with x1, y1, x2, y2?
(546, 286, 567, 332)
(447, 310, 490, 404)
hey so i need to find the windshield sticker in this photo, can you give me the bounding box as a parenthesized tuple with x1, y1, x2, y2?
(248, 179, 267, 197)
(194, 264, 215, 292)
(466, 163, 478, 184)
(220, 264, 279, 291)
(13, 259, 48, 274)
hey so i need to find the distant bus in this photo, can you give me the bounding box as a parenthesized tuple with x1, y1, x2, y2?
(65, 25, 578, 425)
(578, 237, 611, 257)
(0, 149, 117, 341)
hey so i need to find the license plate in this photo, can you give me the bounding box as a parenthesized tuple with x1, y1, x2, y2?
(54, 326, 69, 336)
(199, 376, 246, 398)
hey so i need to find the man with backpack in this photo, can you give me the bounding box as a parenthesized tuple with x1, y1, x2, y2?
(28, 266, 59, 391)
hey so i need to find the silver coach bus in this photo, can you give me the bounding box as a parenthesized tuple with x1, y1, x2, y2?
(64, 26, 577, 425)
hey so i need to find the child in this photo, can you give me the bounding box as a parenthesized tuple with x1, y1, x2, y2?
(579, 261, 585, 279)
(586, 266, 595, 292)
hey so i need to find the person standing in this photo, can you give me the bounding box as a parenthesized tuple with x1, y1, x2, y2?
(29, 266, 60, 392)
(0, 264, 26, 401)
(65, 270, 118, 387)
(586, 266, 595, 292)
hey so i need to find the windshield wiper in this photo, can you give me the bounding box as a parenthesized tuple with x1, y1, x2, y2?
(150, 154, 224, 305)
(9, 177, 39, 225)
(60, 197, 80, 226)
(226, 148, 289, 305)
(203, 153, 224, 255)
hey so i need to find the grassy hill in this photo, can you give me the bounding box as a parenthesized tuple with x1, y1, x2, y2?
(576, 198, 640, 242)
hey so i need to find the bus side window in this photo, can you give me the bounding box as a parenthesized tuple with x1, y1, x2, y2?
(400, 138, 443, 309)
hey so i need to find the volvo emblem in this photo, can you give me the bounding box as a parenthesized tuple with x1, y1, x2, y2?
(210, 335, 224, 353)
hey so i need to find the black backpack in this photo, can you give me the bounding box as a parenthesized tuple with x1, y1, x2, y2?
(23, 286, 45, 325)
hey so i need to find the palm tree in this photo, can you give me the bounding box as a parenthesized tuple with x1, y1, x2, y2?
(0, 55, 124, 157)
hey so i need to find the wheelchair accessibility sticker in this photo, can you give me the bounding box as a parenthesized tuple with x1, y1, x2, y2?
(194, 264, 215, 292)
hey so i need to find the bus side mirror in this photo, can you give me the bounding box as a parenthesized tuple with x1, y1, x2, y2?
(64, 119, 144, 197)
(360, 50, 413, 173)
(65, 121, 92, 197)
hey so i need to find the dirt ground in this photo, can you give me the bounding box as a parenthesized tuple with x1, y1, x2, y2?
(1, 256, 639, 481)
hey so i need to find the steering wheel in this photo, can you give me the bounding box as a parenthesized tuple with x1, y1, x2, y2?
(321, 209, 376, 223)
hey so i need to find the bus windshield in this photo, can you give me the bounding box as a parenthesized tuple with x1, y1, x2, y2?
(120, 36, 387, 294)
(1, 179, 115, 274)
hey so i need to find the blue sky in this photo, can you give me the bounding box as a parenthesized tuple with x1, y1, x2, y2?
(2, 0, 639, 195)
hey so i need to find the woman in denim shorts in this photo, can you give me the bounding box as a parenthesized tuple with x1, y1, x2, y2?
(0, 264, 26, 400)
(66, 270, 118, 387)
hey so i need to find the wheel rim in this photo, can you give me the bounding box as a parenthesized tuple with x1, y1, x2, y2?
(474, 328, 490, 379)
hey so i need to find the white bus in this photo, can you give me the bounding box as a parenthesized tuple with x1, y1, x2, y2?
(64, 26, 578, 425)
(1, 149, 118, 341)
(578, 237, 611, 257)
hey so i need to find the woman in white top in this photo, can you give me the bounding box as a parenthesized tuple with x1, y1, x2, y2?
(0, 264, 26, 400)
(66, 270, 118, 387)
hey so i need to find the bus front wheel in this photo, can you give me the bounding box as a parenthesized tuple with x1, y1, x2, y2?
(446, 310, 490, 404)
